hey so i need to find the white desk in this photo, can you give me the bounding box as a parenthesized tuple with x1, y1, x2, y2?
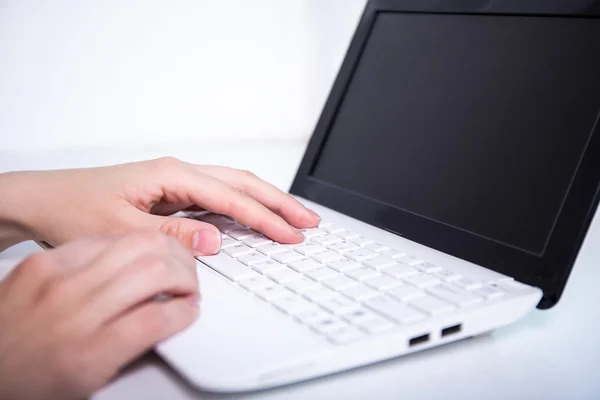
(1, 140, 599, 399)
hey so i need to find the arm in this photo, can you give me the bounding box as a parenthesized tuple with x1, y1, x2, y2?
(0, 172, 36, 251)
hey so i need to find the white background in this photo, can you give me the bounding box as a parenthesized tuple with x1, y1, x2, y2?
(0, 0, 366, 151)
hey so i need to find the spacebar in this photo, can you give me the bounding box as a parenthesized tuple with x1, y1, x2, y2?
(197, 252, 256, 281)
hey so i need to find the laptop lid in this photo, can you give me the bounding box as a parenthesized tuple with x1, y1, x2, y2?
(290, 0, 600, 309)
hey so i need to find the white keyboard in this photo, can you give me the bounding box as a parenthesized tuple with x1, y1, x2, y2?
(194, 212, 524, 346)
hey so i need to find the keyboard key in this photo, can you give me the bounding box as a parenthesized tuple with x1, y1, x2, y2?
(387, 284, 426, 301)
(237, 252, 270, 266)
(345, 249, 378, 262)
(341, 284, 381, 301)
(379, 248, 406, 259)
(273, 295, 316, 315)
(312, 234, 344, 246)
(396, 254, 423, 266)
(382, 265, 419, 279)
(220, 237, 239, 249)
(227, 229, 255, 240)
(363, 255, 396, 270)
(342, 309, 396, 334)
(272, 251, 305, 264)
(251, 260, 284, 274)
(454, 277, 483, 291)
(242, 234, 272, 248)
(409, 295, 455, 316)
(311, 251, 344, 264)
(299, 228, 329, 239)
(317, 221, 333, 228)
(223, 243, 254, 257)
(196, 213, 232, 225)
(310, 317, 350, 334)
(365, 242, 390, 252)
(364, 296, 424, 324)
(303, 287, 339, 302)
(414, 262, 442, 274)
(327, 258, 361, 272)
(285, 277, 321, 294)
(266, 267, 302, 284)
(253, 285, 292, 301)
(348, 236, 374, 247)
(364, 275, 403, 290)
(323, 224, 345, 233)
(257, 242, 289, 256)
(327, 242, 359, 253)
(427, 284, 483, 307)
(295, 307, 331, 325)
(327, 326, 366, 345)
(360, 315, 396, 334)
(341, 307, 377, 324)
(322, 275, 360, 290)
(296, 308, 332, 324)
(494, 280, 530, 292)
(474, 285, 506, 300)
(219, 222, 246, 234)
(305, 267, 339, 282)
(337, 231, 360, 240)
(318, 296, 361, 314)
(238, 275, 276, 291)
(435, 269, 462, 282)
(288, 258, 322, 273)
(402, 273, 440, 288)
(201, 252, 258, 281)
(294, 242, 327, 256)
(346, 267, 380, 281)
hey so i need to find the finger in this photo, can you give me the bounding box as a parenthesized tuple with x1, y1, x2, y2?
(172, 171, 304, 244)
(46, 235, 118, 273)
(129, 211, 222, 256)
(199, 166, 320, 228)
(3, 235, 117, 300)
(85, 297, 198, 393)
(68, 231, 195, 296)
(78, 251, 198, 327)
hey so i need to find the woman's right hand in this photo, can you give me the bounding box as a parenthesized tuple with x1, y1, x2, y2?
(0, 231, 199, 400)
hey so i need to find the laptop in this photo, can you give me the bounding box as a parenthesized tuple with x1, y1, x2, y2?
(156, 0, 600, 392)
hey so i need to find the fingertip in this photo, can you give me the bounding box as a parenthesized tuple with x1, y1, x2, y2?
(192, 227, 222, 255)
(307, 208, 321, 221)
(187, 293, 201, 308)
(279, 227, 305, 244)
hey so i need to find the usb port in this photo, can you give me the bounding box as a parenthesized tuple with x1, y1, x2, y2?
(408, 333, 430, 347)
(441, 324, 462, 337)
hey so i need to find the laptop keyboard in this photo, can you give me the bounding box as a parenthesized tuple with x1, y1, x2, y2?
(194, 213, 522, 345)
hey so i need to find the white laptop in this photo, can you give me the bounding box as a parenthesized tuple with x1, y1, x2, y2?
(156, 0, 600, 393)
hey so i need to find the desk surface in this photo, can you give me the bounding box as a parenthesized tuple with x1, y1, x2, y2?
(1, 141, 599, 400)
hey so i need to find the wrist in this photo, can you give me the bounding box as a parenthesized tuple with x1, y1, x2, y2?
(0, 171, 37, 249)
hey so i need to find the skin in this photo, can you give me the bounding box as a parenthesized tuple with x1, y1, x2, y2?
(0, 157, 320, 400)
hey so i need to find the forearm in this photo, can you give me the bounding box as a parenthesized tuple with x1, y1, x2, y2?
(0, 172, 36, 251)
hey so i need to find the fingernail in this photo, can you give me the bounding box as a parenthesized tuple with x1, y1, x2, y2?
(307, 209, 321, 221)
(192, 229, 221, 254)
(293, 227, 305, 239)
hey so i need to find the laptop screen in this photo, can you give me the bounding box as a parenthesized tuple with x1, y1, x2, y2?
(310, 12, 600, 256)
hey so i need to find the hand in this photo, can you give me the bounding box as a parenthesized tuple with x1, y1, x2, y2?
(0, 231, 199, 400)
(2, 157, 320, 254)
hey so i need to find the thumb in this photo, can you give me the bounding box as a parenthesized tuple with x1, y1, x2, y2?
(139, 213, 222, 256)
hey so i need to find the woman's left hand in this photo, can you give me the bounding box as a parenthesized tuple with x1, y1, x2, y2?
(3, 157, 320, 255)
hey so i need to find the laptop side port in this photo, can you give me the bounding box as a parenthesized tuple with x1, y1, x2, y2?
(441, 324, 462, 337)
(408, 333, 430, 347)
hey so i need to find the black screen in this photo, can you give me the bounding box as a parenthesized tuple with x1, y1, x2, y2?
(312, 12, 600, 255)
